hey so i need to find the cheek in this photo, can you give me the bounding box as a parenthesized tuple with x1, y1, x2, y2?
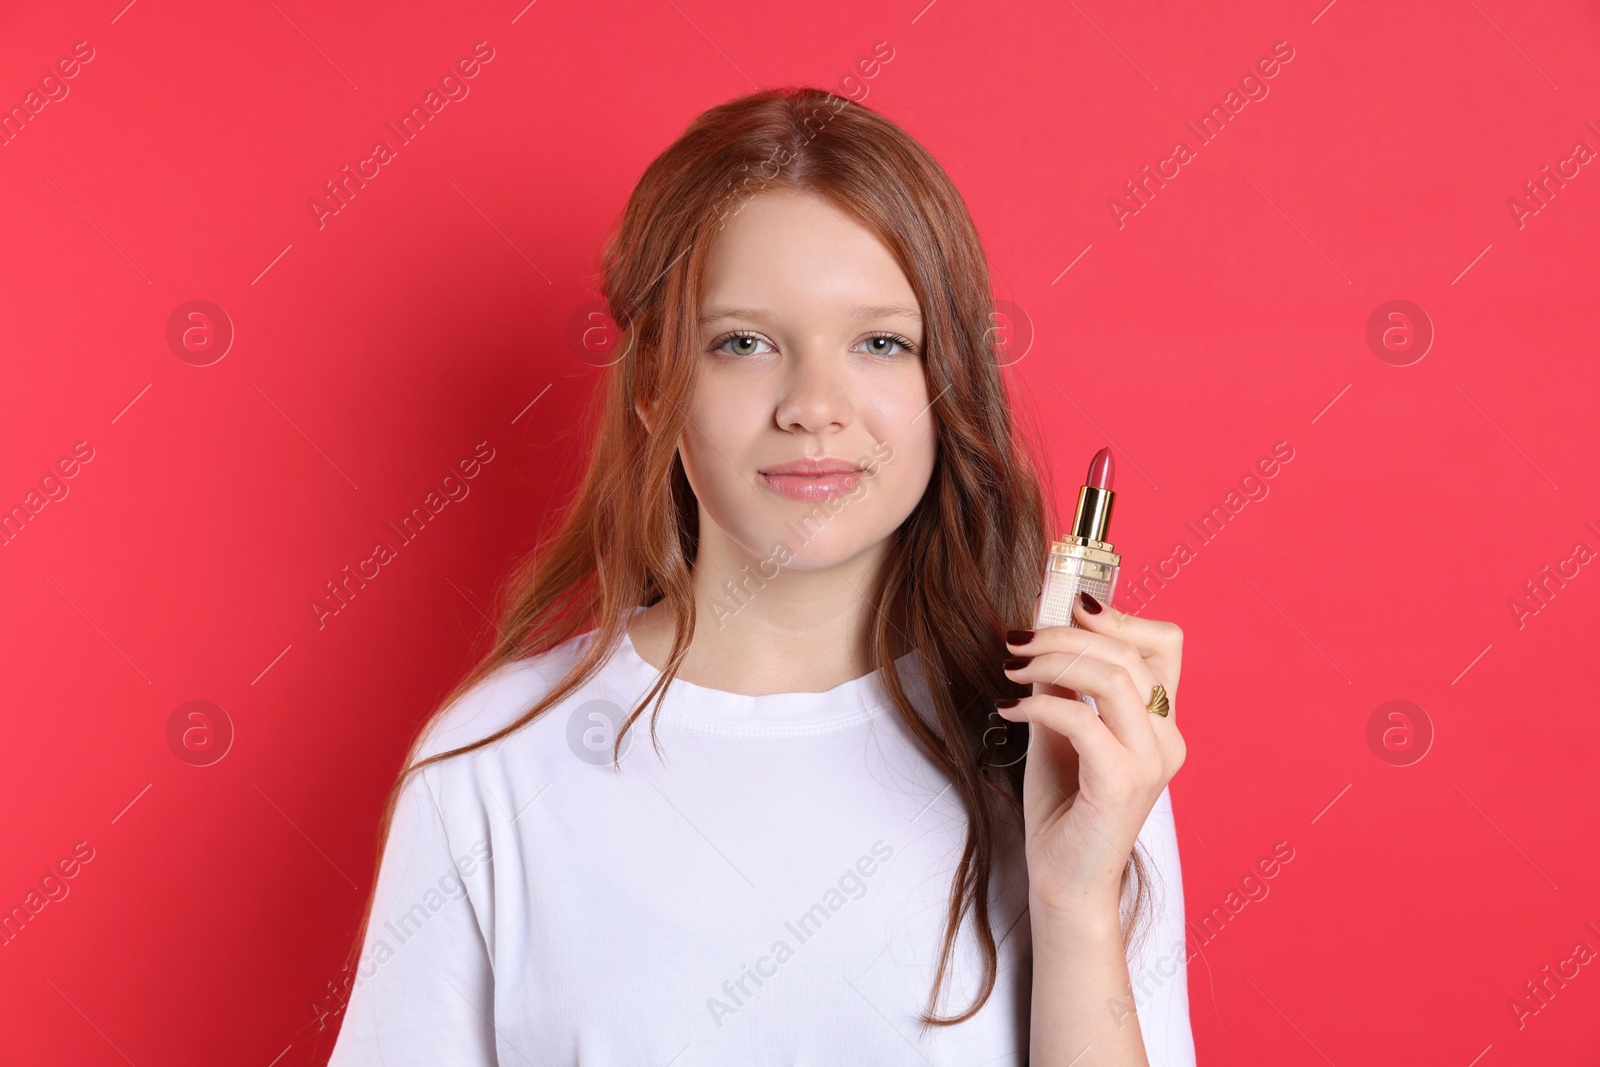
(677, 383, 761, 508)
(882, 421, 937, 518)
(866, 379, 938, 491)
(678, 424, 735, 500)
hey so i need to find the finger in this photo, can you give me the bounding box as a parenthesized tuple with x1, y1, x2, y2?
(1007, 621, 1156, 697)
(1005, 623, 1170, 728)
(1069, 593, 1183, 692)
(1004, 651, 1159, 754)
(996, 691, 1116, 766)
(1008, 610, 1180, 724)
(1072, 590, 1177, 648)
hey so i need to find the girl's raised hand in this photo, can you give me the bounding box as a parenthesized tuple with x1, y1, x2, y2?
(998, 591, 1186, 919)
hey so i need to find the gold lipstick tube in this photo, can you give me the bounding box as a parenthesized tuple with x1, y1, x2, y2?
(1033, 482, 1121, 631)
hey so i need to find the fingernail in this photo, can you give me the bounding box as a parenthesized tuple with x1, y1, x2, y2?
(1002, 656, 1032, 670)
(1005, 629, 1034, 645)
(994, 697, 1020, 708)
(1079, 591, 1102, 614)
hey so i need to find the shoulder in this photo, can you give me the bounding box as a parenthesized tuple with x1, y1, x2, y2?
(411, 626, 608, 765)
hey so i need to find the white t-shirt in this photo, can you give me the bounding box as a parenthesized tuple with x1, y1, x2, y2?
(328, 608, 1196, 1065)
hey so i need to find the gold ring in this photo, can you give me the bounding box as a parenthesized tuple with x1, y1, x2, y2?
(1146, 684, 1170, 717)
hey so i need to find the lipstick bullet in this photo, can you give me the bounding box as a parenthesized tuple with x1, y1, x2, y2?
(1034, 446, 1123, 632)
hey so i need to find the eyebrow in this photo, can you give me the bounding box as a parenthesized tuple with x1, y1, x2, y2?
(699, 303, 922, 325)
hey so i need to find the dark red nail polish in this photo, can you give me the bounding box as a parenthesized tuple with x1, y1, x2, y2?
(1079, 592, 1102, 614)
(1003, 656, 1032, 670)
(994, 697, 1020, 709)
(1005, 629, 1034, 645)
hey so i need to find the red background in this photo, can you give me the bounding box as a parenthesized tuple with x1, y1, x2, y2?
(3, 0, 1598, 1063)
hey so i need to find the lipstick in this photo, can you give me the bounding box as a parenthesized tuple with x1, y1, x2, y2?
(1034, 446, 1122, 632)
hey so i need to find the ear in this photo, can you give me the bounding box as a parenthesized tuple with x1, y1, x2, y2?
(633, 397, 654, 434)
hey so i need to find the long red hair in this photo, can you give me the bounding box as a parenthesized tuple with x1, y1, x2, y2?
(345, 85, 1154, 1027)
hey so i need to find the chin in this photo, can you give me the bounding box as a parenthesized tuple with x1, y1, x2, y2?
(766, 520, 892, 568)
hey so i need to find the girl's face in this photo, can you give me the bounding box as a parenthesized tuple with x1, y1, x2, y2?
(667, 188, 938, 576)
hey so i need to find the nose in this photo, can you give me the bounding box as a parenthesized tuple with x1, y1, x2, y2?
(773, 348, 851, 435)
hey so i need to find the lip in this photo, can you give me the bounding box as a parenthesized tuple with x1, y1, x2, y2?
(758, 456, 867, 502)
(759, 457, 864, 476)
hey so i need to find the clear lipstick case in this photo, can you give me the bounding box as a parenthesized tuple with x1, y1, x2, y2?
(1031, 483, 1122, 713)
(1034, 479, 1121, 630)
(1034, 542, 1119, 630)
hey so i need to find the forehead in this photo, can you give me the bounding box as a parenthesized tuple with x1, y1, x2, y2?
(698, 189, 920, 324)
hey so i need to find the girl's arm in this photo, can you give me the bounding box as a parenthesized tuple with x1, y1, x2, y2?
(1028, 891, 1150, 1064)
(1000, 596, 1190, 1065)
(1027, 785, 1194, 1065)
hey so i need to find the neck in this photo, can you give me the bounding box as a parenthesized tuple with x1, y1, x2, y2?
(627, 532, 904, 696)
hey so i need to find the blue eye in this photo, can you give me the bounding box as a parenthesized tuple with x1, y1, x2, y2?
(859, 333, 917, 357)
(707, 331, 920, 358)
(710, 332, 774, 357)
